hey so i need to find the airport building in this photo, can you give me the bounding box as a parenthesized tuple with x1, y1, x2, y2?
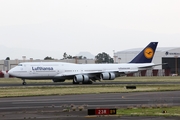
(0, 59, 95, 71)
(0, 58, 95, 78)
(114, 47, 180, 75)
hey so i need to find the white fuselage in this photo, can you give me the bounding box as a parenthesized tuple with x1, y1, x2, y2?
(8, 62, 154, 79)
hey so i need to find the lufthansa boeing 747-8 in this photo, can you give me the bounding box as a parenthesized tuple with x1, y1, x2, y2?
(8, 42, 159, 85)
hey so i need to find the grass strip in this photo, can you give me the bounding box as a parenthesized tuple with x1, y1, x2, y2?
(0, 85, 180, 98)
(117, 106, 180, 116)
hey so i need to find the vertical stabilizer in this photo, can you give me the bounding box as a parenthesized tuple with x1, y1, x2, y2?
(129, 42, 158, 63)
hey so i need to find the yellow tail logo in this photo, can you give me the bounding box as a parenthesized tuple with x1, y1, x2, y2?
(144, 47, 154, 59)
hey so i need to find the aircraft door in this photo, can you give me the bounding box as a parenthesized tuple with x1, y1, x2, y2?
(58, 64, 65, 74)
(29, 65, 32, 74)
(20, 64, 28, 76)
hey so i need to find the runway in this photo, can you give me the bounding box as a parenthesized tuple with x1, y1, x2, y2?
(1, 91, 180, 109)
(0, 91, 180, 120)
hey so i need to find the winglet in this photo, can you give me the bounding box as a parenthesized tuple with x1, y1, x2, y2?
(129, 42, 158, 63)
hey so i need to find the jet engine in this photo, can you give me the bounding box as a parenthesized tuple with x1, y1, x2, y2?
(52, 79, 65, 82)
(73, 75, 90, 82)
(100, 73, 115, 80)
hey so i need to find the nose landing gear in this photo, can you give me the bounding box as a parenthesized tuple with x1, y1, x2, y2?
(22, 79, 27, 85)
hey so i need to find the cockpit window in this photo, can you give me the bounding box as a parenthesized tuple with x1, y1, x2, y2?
(18, 64, 23, 66)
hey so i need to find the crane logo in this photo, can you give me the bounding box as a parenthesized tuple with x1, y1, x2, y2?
(144, 47, 154, 59)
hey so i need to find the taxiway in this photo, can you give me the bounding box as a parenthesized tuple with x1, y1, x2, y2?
(0, 91, 180, 120)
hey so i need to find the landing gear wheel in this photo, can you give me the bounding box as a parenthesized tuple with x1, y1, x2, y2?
(22, 79, 26, 85)
(73, 80, 79, 84)
(82, 81, 93, 84)
(22, 82, 27, 85)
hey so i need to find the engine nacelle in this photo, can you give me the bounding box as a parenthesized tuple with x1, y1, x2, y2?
(73, 75, 90, 82)
(52, 79, 65, 82)
(100, 73, 115, 80)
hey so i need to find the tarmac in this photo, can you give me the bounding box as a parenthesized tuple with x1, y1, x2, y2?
(0, 91, 180, 120)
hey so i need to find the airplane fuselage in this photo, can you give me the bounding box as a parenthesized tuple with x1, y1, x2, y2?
(9, 62, 154, 79)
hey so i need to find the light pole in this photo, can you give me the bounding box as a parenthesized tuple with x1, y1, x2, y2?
(22, 56, 26, 62)
(175, 56, 178, 75)
(118, 58, 121, 63)
(113, 50, 117, 63)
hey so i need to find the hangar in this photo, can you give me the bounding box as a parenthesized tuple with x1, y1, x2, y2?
(114, 47, 180, 75)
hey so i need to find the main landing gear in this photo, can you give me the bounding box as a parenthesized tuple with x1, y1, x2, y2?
(22, 79, 27, 85)
(82, 81, 93, 84)
(73, 80, 79, 84)
(72, 80, 93, 84)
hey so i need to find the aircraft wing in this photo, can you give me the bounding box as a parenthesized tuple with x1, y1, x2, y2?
(55, 68, 140, 77)
(118, 69, 139, 74)
(55, 70, 104, 77)
(138, 63, 167, 69)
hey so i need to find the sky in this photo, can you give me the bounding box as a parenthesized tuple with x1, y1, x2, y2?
(0, 0, 180, 60)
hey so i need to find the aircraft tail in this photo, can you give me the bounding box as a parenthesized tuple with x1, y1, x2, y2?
(129, 42, 158, 63)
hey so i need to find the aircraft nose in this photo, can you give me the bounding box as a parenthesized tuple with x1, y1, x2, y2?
(8, 69, 14, 76)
